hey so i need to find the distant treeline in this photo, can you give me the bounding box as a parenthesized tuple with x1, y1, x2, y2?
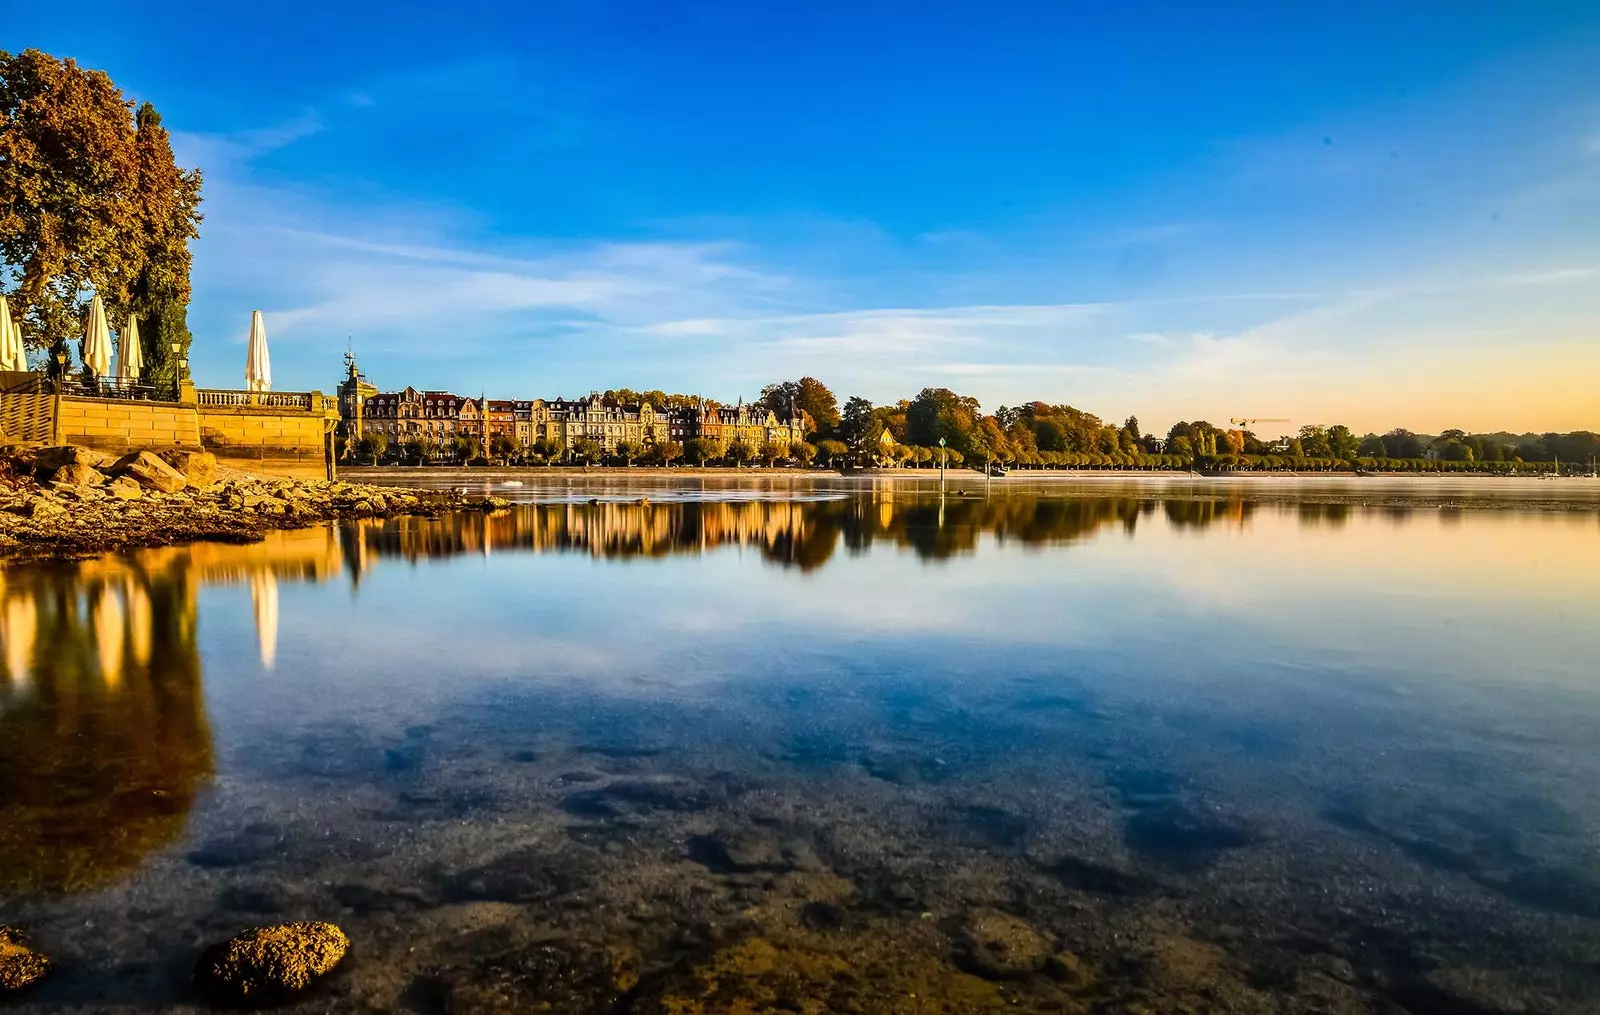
(747, 378, 1597, 473)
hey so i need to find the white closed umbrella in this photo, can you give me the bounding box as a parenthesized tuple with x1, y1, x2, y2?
(245, 309, 271, 392)
(251, 570, 278, 670)
(82, 295, 112, 378)
(0, 296, 23, 371)
(117, 313, 143, 382)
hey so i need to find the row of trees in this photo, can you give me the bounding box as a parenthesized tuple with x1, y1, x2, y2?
(743, 376, 1596, 473)
(1, 50, 203, 388)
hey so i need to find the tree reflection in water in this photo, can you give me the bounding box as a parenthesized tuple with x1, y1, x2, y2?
(0, 531, 340, 894)
(0, 559, 211, 894)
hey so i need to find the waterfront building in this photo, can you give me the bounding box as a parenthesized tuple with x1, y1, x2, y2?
(335, 352, 378, 443)
(682, 398, 807, 450)
(361, 386, 470, 448)
(529, 394, 669, 453)
(341, 371, 809, 460)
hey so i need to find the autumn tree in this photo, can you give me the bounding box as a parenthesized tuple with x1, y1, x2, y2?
(127, 102, 201, 392)
(905, 388, 981, 451)
(616, 439, 644, 466)
(726, 439, 756, 467)
(839, 396, 875, 450)
(760, 377, 840, 434)
(650, 439, 683, 466)
(684, 437, 722, 466)
(816, 439, 849, 468)
(0, 50, 202, 372)
(572, 438, 602, 464)
(532, 437, 563, 463)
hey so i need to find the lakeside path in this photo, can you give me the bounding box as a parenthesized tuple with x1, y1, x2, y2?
(350, 466, 1600, 511)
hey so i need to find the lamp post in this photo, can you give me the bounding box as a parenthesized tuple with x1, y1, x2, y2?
(938, 436, 947, 492)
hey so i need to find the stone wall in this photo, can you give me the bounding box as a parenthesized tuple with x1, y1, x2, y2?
(1, 389, 335, 477)
(196, 405, 328, 460)
(55, 396, 203, 451)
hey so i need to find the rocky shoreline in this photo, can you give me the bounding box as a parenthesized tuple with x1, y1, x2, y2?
(0, 445, 507, 562)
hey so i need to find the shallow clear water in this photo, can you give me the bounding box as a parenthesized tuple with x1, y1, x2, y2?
(2, 479, 1599, 1012)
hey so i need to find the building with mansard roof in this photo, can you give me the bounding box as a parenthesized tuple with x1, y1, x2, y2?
(676, 398, 807, 451)
(529, 394, 670, 453)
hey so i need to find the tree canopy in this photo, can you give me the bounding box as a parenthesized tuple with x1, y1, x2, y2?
(760, 376, 839, 433)
(0, 50, 202, 368)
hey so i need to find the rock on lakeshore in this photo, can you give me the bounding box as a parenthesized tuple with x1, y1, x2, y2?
(0, 444, 502, 560)
(194, 921, 348, 1006)
(0, 925, 50, 992)
(111, 450, 188, 493)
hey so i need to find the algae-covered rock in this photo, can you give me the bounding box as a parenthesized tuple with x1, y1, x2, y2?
(0, 926, 50, 992)
(193, 921, 348, 1006)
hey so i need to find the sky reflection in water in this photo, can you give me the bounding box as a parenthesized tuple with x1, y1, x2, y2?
(1, 485, 1598, 1012)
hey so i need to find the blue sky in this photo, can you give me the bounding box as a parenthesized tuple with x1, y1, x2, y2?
(14, 1, 1600, 434)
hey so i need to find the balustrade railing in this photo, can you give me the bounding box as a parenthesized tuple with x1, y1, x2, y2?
(196, 389, 313, 410)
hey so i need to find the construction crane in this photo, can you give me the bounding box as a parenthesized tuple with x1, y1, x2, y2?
(1229, 417, 1289, 428)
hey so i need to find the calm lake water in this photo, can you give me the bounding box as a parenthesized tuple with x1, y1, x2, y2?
(2, 476, 1599, 1013)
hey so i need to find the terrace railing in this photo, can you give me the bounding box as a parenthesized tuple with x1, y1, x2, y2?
(56, 376, 181, 402)
(196, 389, 314, 410)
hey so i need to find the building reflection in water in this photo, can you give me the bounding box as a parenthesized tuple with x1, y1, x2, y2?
(334, 493, 1248, 575)
(0, 493, 1322, 893)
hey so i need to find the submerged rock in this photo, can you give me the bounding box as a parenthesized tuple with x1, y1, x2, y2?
(952, 909, 1052, 979)
(0, 925, 50, 992)
(193, 921, 348, 1006)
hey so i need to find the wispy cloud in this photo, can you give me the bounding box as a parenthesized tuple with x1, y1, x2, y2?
(1493, 266, 1599, 285)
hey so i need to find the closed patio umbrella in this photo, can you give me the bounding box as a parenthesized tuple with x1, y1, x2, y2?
(82, 295, 112, 378)
(251, 570, 278, 670)
(245, 309, 271, 392)
(0, 296, 24, 372)
(117, 313, 143, 382)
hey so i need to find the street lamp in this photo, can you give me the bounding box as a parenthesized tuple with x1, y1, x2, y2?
(938, 436, 947, 491)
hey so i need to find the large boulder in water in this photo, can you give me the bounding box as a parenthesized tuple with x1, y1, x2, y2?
(110, 450, 187, 493)
(0, 926, 50, 992)
(194, 921, 348, 1006)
